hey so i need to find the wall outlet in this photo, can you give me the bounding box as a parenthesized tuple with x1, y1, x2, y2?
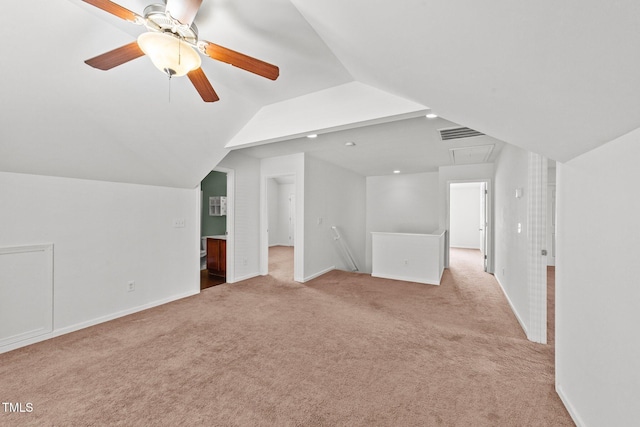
(243, 258, 248, 266)
(172, 218, 186, 228)
(127, 281, 135, 292)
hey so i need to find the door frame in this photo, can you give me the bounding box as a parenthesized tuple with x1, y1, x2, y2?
(261, 174, 300, 280)
(445, 179, 493, 273)
(212, 167, 235, 283)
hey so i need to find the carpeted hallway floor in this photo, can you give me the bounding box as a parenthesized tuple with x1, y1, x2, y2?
(0, 247, 572, 426)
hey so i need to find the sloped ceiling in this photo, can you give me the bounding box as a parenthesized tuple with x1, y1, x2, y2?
(2, 0, 640, 188)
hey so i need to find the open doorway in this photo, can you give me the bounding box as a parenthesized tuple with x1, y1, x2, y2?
(547, 163, 557, 343)
(265, 175, 296, 281)
(200, 167, 235, 290)
(448, 181, 490, 273)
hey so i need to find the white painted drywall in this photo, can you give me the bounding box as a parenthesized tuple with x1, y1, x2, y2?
(267, 180, 295, 247)
(227, 82, 427, 147)
(277, 183, 295, 246)
(267, 178, 279, 246)
(371, 231, 445, 285)
(493, 144, 530, 336)
(449, 183, 482, 249)
(260, 153, 305, 281)
(366, 172, 439, 273)
(304, 155, 366, 279)
(556, 128, 640, 425)
(0, 171, 199, 353)
(217, 151, 262, 282)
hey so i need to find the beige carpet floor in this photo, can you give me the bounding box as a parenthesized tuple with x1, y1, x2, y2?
(0, 247, 572, 426)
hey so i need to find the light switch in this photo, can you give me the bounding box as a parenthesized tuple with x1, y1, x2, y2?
(172, 218, 186, 228)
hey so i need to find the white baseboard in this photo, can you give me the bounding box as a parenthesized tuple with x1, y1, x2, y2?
(229, 272, 261, 283)
(0, 290, 199, 355)
(303, 266, 335, 283)
(450, 245, 481, 250)
(494, 275, 529, 337)
(556, 383, 585, 427)
(372, 272, 441, 285)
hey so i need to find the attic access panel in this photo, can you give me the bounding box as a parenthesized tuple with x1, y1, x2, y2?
(449, 144, 495, 165)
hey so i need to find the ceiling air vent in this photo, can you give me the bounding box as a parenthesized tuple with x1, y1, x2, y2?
(439, 126, 485, 141)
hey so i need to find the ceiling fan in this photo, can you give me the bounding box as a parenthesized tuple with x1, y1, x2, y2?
(81, 0, 280, 102)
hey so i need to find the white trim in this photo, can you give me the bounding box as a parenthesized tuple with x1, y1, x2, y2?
(495, 275, 529, 337)
(0, 243, 54, 347)
(302, 266, 335, 283)
(556, 383, 585, 427)
(0, 290, 199, 355)
(372, 272, 441, 286)
(228, 272, 261, 283)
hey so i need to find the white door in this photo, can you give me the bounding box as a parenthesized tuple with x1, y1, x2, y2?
(288, 194, 295, 247)
(480, 182, 488, 271)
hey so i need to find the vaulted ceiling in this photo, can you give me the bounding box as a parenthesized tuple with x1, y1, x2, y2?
(2, 1, 640, 188)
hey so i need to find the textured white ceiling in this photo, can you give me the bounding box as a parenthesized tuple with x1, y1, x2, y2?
(2, 0, 640, 187)
(236, 116, 505, 177)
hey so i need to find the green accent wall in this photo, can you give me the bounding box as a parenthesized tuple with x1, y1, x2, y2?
(201, 170, 227, 237)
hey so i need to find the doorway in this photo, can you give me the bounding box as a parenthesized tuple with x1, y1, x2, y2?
(448, 181, 491, 273)
(199, 167, 235, 290)
(266, 175, 296, 280)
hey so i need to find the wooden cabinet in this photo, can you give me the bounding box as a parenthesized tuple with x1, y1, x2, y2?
(206, 238, 226, 278)
(209, 196, 227, 216)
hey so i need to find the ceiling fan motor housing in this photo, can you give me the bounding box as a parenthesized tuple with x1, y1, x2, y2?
(143, 4, 199, 44)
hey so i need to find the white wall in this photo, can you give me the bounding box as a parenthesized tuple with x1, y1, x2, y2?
(304, 155, 366, 279)
(493, 144, 530, 336)
(260, 154, 305, 281)
(0, 171, 199, 353)
(267, 180, 295, 247)
(556, 128, 640, 425)
(217, 151, 261, 282)
(267, 178, 279, 246)
(449, 183, 482, 249)
(366, 172, 439, 273)
(277, 183, 295, 246)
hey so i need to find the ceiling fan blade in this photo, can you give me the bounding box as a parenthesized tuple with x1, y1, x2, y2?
(203, 42, 279, 81)
(187, 68, 220, 102)
(165, 0, 203, 26)
(85, 42, 145, 70)
(81, 0, 141, 23)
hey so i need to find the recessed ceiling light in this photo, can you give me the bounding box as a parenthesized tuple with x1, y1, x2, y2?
(426, 113, 438, 119)
(393, 170, 401, 174)
(345, 141, 356, 146)
(307, 134, 318, 139)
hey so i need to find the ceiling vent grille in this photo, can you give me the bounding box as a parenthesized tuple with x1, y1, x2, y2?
(439, 126, 485, 141)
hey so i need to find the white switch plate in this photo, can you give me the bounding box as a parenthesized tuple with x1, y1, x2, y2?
(172, 218, 186, 228)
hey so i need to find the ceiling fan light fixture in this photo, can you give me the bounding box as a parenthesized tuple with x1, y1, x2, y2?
(137, 32, 201, 77)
